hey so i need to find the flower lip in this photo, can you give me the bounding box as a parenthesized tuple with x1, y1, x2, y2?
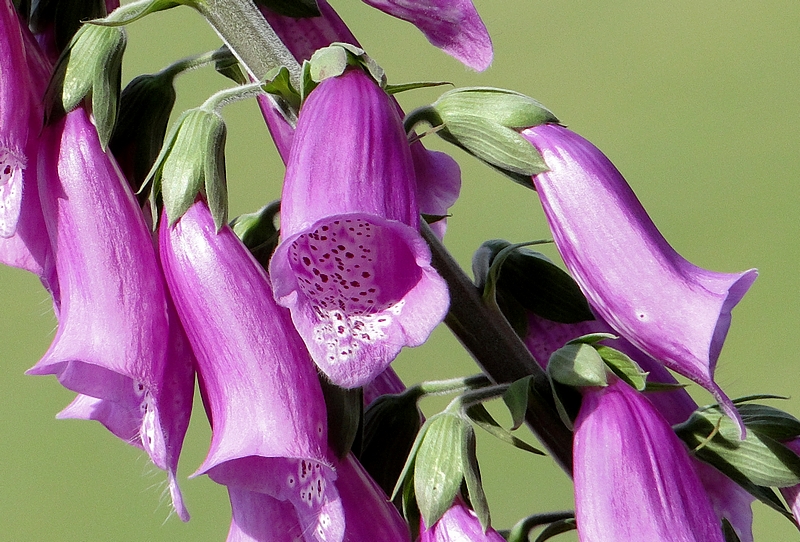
(523, 123, 756, 437)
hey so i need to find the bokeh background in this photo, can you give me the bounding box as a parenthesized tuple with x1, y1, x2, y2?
(2, 0, 799, 540)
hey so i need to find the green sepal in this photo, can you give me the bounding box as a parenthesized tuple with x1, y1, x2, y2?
(461, 423, 491, 531)
(465, 404, 544, 456)
(231, 200, 281, 267)
(434, 87, 558, 130)
(385, 81, 451, 95)
(505, 512, 576, 542)
(414, 413, 466, 528)
(359, 390, 423, 497)
(150, 107, 228, 229)
(45, 23, 126, 149)
(308, 43, 386, 88)
(595, 345, 648, 391)
(547, 343, 608, 388)
(89, 0, 182, 27)
(262, 66, 301, 113)
(643, 381, 688, 393)
(30, 0, 106, 53)
(406, 87, 558, 183)
(503, 376, 534, 430)
(319, 377, 362, 459)
(734, 403, 800, 441)
(548, 375, 577, 431)
(438, 113, 548, 176)
(109, 70, 177, 193)
(722, 519, 741, 542)
(254, 0, 319, 17)
(472, 239, 594, 324)
(675, 405, 800, 487)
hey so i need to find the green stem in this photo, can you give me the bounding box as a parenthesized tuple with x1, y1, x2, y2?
(159, 47, 234, 79)
(414, 374, 491, 396)
(194, 0, 301, 86)
(420, 221, 575, 475)
(505, 511, 575, 542)
(201, 80, 265, 112)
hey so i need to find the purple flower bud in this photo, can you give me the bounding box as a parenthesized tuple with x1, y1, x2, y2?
(419, 497, 505, 541)
(574, 378, 725, 542)
(523, 124, 757, 436)
(270, 69, 448, 388)
(159, 199, 344, 541)
(29, 107, 193, 520)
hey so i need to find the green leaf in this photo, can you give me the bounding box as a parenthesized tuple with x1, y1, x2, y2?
(465, 404, 544, 456)
(90, 0, 182, 26)
(736, 403, 800, 441)
(392, 416, 431, 501)
(675, 407, 800, 487)
(503, 376, 533, 430)
(462, 424, 490, 530)
(565, 333, 616, 346)
(414, 413, 466, 527)
(547, 343, 608, 388)
(262, 66, 301, 112)
(595, 345, 648, 391)
(309, 44, 349, 82)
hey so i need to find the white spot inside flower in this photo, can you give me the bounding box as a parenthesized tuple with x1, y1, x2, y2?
(0, 149, 23, 238)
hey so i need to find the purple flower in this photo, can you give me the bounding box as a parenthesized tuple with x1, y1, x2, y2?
(269, 69, 448, 388)
(523, 312, 755, 540)
(358, 0, 492, 71)
(523, 123, 757, 435)
(257, 1, 462, 240)
(28, 107, 193, 520)
(419, 497, 505, 542)
(574, 378, 725, 542)
(159, 199, 344, 541)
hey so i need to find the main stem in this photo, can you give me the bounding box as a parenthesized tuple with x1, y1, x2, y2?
(421, 222, 574, 475)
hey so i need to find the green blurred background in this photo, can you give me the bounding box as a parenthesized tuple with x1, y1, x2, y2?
(2, 0, 799, 540)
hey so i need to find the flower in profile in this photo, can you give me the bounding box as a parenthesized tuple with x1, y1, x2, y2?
(160, 199, 343, 541)
(28, 107, 193, 520)
(270, 68, 448, 388)
(420, 497, 505, 542)
(523, 123, 757, 435)
(574, 378, 725, 542)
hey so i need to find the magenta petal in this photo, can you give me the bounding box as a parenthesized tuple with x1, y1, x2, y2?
(524, 124, 756, 436)
(227, 488, 305, 542)
(574, 379, 725, 542)
(160, 200, 344, 541)
(410, 144, 461, 239)
(271, 69, 448, 388)
(360, 0, 492, 70)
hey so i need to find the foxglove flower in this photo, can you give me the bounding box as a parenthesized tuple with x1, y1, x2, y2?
(420, 497, 505, 541)
(523, 123, 757, 435)
(270, 69, 448, 388)
(524, 312, 755, 540)
(160, 199, 344, 541)
(574, 378, 725, 542)
(28, 107, 193, 520)
(258, 1, 462, 239)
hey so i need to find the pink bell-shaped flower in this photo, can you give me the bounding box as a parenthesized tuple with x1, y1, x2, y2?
(270, 69, 448, 388)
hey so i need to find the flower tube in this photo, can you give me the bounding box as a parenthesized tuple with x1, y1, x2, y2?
(574, 378, 725, 542)
(419, 497, 505, 542)
(29, 107, 193, 519)
(270, 68, 448, 388)
(160, 199, 343, 541)
(523, 123, 757, 435)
